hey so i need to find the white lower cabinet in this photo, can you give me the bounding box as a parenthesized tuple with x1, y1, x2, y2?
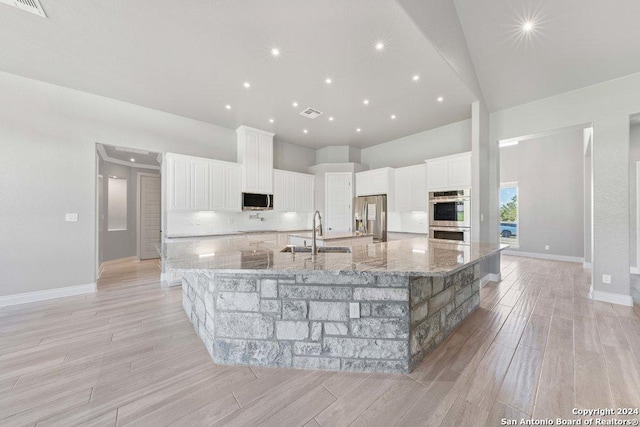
(273, 169, 314, 213)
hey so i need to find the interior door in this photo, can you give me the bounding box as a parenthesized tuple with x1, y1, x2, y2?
(140, 174, 161, 260)
(325, 172, 352, 233)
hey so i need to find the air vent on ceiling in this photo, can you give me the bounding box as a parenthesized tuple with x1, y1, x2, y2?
(0, 0, 47, 17)
(299, 107, 323, 119)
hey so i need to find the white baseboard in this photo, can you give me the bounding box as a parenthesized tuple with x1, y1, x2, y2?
(480, 273, 502, 288)
(589, 286, 634, 307)
(161, 272, 182, 287)
(0, 283, 96, 308)
(630, 266, 640, 275)
(502, 250, 584, 264)
(583, 262, 592, 269)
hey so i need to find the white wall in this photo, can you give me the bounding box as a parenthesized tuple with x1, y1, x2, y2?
(491, 72, 640, 301)
(360, 119, 471, 169)
(273, 140, 316, 174)
(0, 71, 313, 297)
(500, 129, 585, 259)
(315, 146, 361, 164)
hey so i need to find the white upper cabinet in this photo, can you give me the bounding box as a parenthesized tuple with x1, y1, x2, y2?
(355, 167, 394, 197)
(425, 152, 472, 191)
(237, 126, 274, 194)
(394, 163, 428, 212)
(166, 153, 241, 212)
(166, 154, 191, 211)
(273, 169, 314, 213)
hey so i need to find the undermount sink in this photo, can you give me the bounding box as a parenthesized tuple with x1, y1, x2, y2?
(280, 246, 351, 254)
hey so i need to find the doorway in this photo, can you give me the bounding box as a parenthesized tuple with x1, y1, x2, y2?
(96, 143, 161, 277)
(325, 172, 353, 232)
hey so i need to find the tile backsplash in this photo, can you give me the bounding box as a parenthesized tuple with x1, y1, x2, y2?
(167, 211, 312, 236)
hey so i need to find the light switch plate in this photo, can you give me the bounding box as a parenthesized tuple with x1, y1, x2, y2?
(65, 213, 78, 222)
(602, 274, 611, 284)
(349, 303, 360, 319)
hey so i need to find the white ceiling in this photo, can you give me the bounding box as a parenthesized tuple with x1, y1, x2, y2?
(0, 0, 476, 149)
(98, 144, 160, 168)
(454, 0, 640, 111)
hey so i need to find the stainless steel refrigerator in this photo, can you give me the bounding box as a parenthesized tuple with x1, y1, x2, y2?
(353, 195, 387, 242)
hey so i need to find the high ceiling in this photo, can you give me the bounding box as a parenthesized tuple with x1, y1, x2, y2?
(454, 0, 640, 111)
(0, 0, 475, 149)
(2, 1, 640, 149)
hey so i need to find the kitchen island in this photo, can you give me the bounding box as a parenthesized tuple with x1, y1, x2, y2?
(160, 237, 505, 373)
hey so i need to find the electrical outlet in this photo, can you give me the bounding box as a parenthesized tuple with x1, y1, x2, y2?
(349, 303, 360, 319)
(602, 274, 611, 284)
(65, 213, 78, 222)
(544, 245, 550, 251)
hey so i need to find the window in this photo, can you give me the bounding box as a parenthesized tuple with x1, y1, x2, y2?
(108, 177, 127, 231)
(499, 182, 519, 247)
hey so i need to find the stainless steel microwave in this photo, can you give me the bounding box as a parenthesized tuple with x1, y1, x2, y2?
(242, 193, 273, 211)
(429, 189, 471, 228)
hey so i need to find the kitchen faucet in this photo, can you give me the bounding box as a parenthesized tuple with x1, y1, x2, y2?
(312, 210, 323, 255)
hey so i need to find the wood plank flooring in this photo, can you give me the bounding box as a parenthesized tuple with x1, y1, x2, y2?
(1, 256, 639, 426)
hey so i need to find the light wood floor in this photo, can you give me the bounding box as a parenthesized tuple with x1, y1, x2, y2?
(1, 256, 639, 426)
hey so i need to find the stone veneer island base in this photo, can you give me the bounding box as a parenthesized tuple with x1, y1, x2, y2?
(180, 263, 481, 374)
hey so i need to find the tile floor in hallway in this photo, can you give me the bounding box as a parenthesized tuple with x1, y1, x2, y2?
(0, 255, 639, 426)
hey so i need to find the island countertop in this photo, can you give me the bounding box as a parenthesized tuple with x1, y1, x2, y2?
(287, 231, 373, 241)
(159, 236, 507, 277)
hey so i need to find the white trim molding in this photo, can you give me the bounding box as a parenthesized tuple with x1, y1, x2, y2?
(502, 250, 584, 264)
(0, 283, 96, 308)
(589, 286, 634, 307)
(480, 273, 502, 288)
(631, 266, 640, 275)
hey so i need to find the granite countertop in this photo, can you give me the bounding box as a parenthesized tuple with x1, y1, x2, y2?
(159, 236, 507, 277)
(288, 231, 373, 241)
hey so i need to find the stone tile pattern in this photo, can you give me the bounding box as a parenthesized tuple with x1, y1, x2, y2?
(181, 264, 479, 374)
(409, 263, 480, 370)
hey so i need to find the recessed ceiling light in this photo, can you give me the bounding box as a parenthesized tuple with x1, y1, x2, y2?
(130, 158, 135, 162)
(437, 96, 444, 102)
(363, 99, 369, 105)
(271, 48, 280, 57)
(292, 101, 298, 107)
(325, 77, 332, 84)
(328, 117, 334, 121)
(269, 118, 274, 123)
(412, 74, 420, 82)
(303, 129, 308, 134)
(390, 114, 396, 120)
(243, 82, 251, 89)
(522, 21, 534, 32)
(375, 42, 385, 51)
(356, 128, 361, 133)
(225, 104, 231, 110)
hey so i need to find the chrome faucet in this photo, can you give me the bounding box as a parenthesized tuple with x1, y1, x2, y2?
(312, 210, 323, 255)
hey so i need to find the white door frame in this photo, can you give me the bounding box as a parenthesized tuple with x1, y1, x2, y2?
(324, 172, 353, 233)
(636, 161, 640, 272)
(137, 172, 160, 260)
(95, 152, 102, 279)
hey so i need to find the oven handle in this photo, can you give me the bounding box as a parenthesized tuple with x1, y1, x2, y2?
(429, 197, 470, 203)
(429, 227, 470, 233)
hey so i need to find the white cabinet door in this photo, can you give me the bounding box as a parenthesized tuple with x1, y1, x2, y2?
(273, 170, 286, 212)
(426, 159, 449, 191)
(284, 173, 295, 212)
(394, 167, 413, 212)
(209, 162, 226, 211)
(190, 159, 210, 210)
(225, 164, 242, 212)
(412, 164, 428, 211)
(167, 155, 191, 211)
(243, 130, 260, 192)
(294, 174, 306, 212)
(370, 169, 389, 194)
(258, 133, 274, 194)
(305, 175, 314, 212)
(448, 154, 472, 188)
